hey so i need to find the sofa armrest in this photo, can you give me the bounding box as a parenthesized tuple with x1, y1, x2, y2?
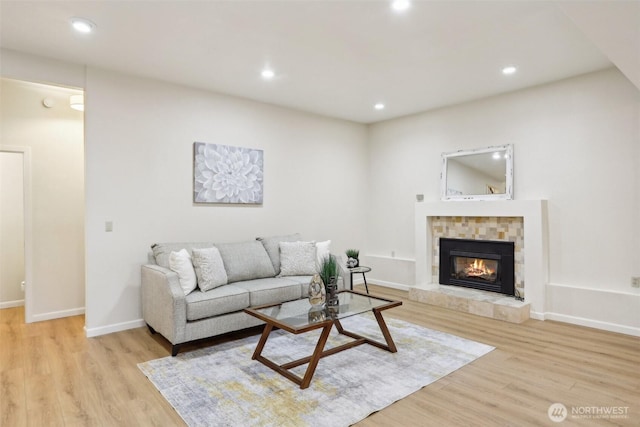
(141, 264, 187, 344)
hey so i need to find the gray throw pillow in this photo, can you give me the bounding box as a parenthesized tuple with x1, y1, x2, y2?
(192, 247, 228, 291)
(256, 233, 302, 275)
(278, 241, 317, 276)
(216, 241, 276, 283)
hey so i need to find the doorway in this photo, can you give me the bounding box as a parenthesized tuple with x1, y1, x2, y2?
(1, 78, 84, 323)
(0, 148, 32, 318)
(0, 151, 26, 308)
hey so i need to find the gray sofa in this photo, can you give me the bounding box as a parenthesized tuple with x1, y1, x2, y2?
(141, 234, 348, 356)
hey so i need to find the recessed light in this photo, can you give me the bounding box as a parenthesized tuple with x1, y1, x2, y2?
(261, 69, 275, 79)
(374, 103, 385, 110)
(391, 0, 411, 12)
(502, 65, 517, 75)
(70, 17, 96, 34)
(492, 152, 501, 160)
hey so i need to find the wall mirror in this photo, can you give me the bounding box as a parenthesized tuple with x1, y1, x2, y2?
(441, 144, 513, 201)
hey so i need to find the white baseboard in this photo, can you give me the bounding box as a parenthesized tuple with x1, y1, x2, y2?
(31, 307, 84, 322)
(445, 293, 639, 336)
(545, 282, 639, 337)
(85, 318, 146, 338)
(370, 280, 639, 336)
(529, 311, 546, 321)
(543, 312, 640, 337)
(359, 279, 412, 291)
(358, 255, 415, 291)
(0, 299, 24, 309)
(365, 254, 416, 263)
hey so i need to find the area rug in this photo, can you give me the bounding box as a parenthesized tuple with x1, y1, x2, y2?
(138, 314, 494, 427)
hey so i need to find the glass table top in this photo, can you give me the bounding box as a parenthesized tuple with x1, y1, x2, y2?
(247, 291, 397, 331)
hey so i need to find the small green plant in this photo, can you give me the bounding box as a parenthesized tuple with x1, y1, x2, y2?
(319, 254, 338, 286)
(345, 249, 359, 260)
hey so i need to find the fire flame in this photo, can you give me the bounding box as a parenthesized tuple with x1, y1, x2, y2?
(465, 258, 494, 277)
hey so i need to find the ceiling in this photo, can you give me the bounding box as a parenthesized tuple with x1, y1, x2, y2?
(1, 1, 638, 124)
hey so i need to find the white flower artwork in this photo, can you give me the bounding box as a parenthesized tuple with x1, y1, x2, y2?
(193, 142, 264, 204)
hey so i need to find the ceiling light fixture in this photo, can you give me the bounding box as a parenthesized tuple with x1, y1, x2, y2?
(70, 17, 96, 34)
(261, 69, 275, 79)
(391, 0, 411, 12)
(70, 94, 84, 111)
(502, 65, 517, 75)
(374, 103, 385, 110)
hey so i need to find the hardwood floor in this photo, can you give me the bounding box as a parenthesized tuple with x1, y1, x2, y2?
(1, 285, 638, 426)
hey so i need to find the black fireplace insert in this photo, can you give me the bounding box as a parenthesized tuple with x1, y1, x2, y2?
(439, 238, 515, 296)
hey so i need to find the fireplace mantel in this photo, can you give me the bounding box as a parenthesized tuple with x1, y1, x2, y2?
(415, 200, 549, 317)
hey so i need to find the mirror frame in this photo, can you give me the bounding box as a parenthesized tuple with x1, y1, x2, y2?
(440, 144, 513, 201)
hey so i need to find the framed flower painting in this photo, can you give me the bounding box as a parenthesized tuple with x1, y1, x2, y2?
(193, 142, 264, 204)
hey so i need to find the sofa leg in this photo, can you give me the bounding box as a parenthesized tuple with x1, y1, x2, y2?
(147, 323, 157, 334)
(171, 344, 181, 357)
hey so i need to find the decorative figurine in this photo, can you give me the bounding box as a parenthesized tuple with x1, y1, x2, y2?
(308, 273, 326, 306)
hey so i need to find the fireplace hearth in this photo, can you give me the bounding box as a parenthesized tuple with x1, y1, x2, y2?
(439, 238, 515, 296)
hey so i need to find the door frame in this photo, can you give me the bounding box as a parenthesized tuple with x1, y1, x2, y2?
(1, 145, 34, 323)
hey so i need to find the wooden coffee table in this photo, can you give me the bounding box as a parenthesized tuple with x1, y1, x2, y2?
(244, 290, 402, 389)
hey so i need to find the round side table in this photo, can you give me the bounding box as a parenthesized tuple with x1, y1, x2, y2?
(349, 266, 372, 294)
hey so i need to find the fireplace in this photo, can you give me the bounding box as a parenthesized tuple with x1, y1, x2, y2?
(439, 238, 515, 296)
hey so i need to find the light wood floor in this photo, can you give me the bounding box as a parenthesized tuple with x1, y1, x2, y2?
(1, 285, 638, 426)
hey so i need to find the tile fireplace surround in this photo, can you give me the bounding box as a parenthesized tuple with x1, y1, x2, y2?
(412, 200, 548, 321)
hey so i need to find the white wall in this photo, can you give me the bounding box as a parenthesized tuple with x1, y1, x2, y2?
(367, 68, 640, 332)
(3, 49, 637, 336)
(0, 152, 25, 307)
(83, 68, 369, 335)
(0, 78, 85, 320)
(0, 49, 85, 89)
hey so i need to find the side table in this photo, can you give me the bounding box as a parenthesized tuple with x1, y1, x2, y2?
(349, 266, 372, 294)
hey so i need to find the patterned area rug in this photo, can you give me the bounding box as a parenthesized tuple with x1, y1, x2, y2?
(138, 314, 494, 427)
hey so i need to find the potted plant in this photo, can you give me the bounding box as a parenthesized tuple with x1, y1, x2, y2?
(319, 255, 339, 304)
(345, 249, 360, 268)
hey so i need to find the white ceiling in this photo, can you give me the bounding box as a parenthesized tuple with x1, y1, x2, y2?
(1, 1, 638, 123)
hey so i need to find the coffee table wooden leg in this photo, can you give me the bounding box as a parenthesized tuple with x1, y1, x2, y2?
(252, 323, 273, 360)
(336, 312, 397, 353)
(300, 323, 333, 389)
(373, 309, 397, 353)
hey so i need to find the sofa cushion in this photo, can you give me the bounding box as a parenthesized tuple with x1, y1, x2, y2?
(256, 233, 301, 275)
(281, 275, 314, 297)
(284, 274, 346, 292)
(185, 285, 250, 321)
(216, 241, 276, 283)
(278, 241, 317, 276)
(168, 249, 198, 295)
(233, 278, 303, 307)
(192, 247, 228, 291)
(151, 242, 214, 268)
(282, 275, 314, 286)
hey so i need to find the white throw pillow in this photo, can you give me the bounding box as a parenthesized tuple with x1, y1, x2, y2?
(278, 241, 317, 276)
(315, 240, 331, 271)
(169, 249, 197, 295)
(192, 247, 228, 292)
